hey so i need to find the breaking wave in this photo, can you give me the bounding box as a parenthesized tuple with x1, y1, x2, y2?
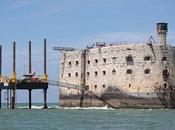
(16, 105, 114, 110)
(60, 105, 114, 110)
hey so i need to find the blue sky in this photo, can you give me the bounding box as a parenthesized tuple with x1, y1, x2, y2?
(0, 0, 175, 103)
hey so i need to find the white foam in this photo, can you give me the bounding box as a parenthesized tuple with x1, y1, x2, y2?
(32, 105, 44, 109)
(17, 105, 43, 109)
(61, 105, 114, 110)
(16, 105, 114, 110)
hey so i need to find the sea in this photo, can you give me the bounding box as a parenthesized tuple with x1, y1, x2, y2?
(0, 103, 175, 130)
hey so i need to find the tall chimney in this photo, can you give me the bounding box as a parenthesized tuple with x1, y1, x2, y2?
(29, 41, 32, 74)
(157, 23, 168, 46)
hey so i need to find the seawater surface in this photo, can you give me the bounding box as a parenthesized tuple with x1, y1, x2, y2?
(0, 104, 175, 130)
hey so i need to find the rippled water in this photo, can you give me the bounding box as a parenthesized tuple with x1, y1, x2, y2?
(0, 104, 175, 130)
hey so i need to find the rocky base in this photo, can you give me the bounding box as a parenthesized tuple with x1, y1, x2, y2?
(59, 86, 175, 109)
(59, 96, 165, 109)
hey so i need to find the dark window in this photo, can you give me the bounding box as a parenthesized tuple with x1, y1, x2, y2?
(87, 60, 90, 64)
(95, 59, 98, 63)
(162, 57, 167, 61)
(164, 83, 167, 89)
(163, 69, 169, 80)
(163, 69, 168, 75)
(95, 71, 98, 76)
(94, 85, 97, 89)
(61, 74, 63, 78)
(127, 69, 132, 74)
(87, 72, 90, 76)
(68, 62, 71, 66)
(126, 48, 132, 50)
(75, 72, 78, 77)
(112, 57, 117, 64)
(144, 69, 150, 74)
(75, 61, 79, 65)
(129, 83, 131, 88)
(103, 71, 106, 75)
(103, 58, 106, 63)
(126, 56, 134, 65)
(85, 85, 89, 91)
(144, 56, 151, 61)
(68, 73, 71, 77)
(112, 69, 116, 75)
(102, 84, 105, 88)
(112, 57, 117, 59)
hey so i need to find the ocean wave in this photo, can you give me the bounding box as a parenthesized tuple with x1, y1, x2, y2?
(17, 105, 59, 109)
(61, 105, 114, 110)
(16, 105, 114, 110)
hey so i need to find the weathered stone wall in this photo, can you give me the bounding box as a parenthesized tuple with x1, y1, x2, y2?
(60, 43, 175, 98)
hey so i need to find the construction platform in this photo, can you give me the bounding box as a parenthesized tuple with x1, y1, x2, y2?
(0, 39, 49, 109)
(0, 81, 48, 109)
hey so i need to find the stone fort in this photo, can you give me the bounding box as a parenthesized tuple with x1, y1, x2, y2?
(59, 23, 175, 108)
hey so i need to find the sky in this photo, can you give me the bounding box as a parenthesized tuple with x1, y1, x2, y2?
(0, 0, 175, 103)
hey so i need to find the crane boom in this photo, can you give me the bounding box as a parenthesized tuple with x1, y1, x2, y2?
(48, 80, 82, 90)
(53, 47, 76, 52)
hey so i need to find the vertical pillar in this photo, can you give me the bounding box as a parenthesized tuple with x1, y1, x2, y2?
(12, 84, 16, 109)
(29, 89, 32, 109)
(42, 39, 47, 81)
(13, 42, 16, 77)
(7, 89, 9, 108)
(29, 41, 32, 74)
(0, 45, 2, 81)
(10, 89, 12, 109)
(44, 39, 47, 75)
(0, 89, 1, 109)
(44, 89, 47, 109)
(0, 46, 2, 108)
(12, 42, 16, 109)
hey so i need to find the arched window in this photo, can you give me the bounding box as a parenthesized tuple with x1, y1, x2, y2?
(87, 60, 90, 64)
(103, 58, 106, 63)
(163, 69, 169, 80)
(112, 69, 116, 75)
(126, 55, 134, 65)
(75, 72, 78, 77)
(95, 59, 98, 63)
(68, 61, 71, 67)
(75, 61, 79, 65)
(103, 71, 106, 75)
(94, 85, 97, 89)
(162, 57, 167, 61)
(102, 84, 105, 88)
(144, 69, 150, 74)
(126, 69, 132, 74)
(95, 71, 98, 76)
(144, 56, 151, 61)
(85, 85, 89, 91)
(129, 83, 131, 88)
(164, 83, 167, 89)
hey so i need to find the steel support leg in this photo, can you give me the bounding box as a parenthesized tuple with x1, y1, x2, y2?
(0, 89, 1, 109)
(44, 89, 48, 109)
(29, 89, 32, 109)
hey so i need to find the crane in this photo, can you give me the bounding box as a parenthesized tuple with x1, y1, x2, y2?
(53, 47, 77, 52)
